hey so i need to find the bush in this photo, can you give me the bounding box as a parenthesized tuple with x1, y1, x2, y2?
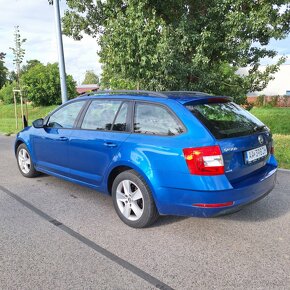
(0, 81, 17, 104)
(21, 63, 77, 106)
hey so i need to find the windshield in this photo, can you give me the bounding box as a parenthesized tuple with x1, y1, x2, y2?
(186, 102, 267, 139)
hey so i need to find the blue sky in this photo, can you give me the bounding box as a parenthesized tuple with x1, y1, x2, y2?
(0, 0, 289, 84)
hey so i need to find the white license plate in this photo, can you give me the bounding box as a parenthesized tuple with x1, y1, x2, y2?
(245, 145, 267, 163)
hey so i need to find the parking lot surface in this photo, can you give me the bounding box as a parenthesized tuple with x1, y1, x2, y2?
(0, 135, 290, 289)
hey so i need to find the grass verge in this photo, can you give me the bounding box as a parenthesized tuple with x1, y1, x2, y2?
(0, 104, 57, 134)
(272, 134, 290, 169)
(250, 107, 290, 135)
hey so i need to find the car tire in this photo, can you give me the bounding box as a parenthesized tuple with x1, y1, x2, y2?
(17, 143, 39, 178)
(112, 170, 159, 228)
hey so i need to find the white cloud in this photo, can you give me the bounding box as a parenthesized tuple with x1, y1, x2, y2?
(0, 0, 101, 84)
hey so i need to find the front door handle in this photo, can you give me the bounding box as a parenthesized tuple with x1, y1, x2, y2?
(104, 142, 117, 148)
(58, 136, 68, 141)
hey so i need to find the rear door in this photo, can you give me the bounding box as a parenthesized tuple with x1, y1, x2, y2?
(185, 101, 273, 182)
(68, 99, 131, 186)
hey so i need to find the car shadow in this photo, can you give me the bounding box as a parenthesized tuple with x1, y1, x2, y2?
(153, 215, 189, 227)
(220, 191, 290, 222)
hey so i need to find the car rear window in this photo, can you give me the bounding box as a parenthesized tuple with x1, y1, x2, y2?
(185, 102, 267, 139)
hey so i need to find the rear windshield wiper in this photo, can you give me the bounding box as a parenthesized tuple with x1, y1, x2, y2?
(253, 125, 267, 132)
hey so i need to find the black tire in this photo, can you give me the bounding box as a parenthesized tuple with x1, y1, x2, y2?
(16, 143, 39, 178)
(112, 170, 159, 228)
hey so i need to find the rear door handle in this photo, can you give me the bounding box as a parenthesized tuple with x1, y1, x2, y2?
(104, 142, 117, 148)
(58, 136, 69, 141)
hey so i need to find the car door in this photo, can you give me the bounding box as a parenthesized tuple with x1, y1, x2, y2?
(33, 100, 87, 177)
(68, 99, 131, 186)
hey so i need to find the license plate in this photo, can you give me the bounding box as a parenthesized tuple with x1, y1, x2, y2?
(244, 145, 267, 164)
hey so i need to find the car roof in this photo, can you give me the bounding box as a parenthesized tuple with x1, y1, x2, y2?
(77, 90, 230, 104)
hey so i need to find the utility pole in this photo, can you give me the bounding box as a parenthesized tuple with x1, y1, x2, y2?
(53, 0, 68, 103)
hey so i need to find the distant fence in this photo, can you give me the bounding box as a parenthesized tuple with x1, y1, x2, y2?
(247, 95, 290, 107)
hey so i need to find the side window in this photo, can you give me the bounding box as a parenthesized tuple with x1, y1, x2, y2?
(47, 101, 85, 129)
(81, 100, 122, 130)
(134, 103, 184, 136)
(112, 102, 129, 132)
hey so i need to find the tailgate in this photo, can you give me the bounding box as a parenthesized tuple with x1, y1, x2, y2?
(218, 131, 273, 183)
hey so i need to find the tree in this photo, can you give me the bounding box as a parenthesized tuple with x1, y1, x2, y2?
(82, 70, 99, 84)
(0, 81, 17, 104)
(21, 62, 77, 106)
(62, 0, 290, 102)
(0, 52, 8, 89)
(8, 59, 42, 83)
(22, 59, 41, 73)
(9, 26, 26, 88)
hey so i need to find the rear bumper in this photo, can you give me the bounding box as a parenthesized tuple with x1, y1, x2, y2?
(155, 164, 277, 217)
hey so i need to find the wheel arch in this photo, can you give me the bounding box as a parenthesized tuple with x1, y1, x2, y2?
(15, 139, 24, 155)
(106, 163, 157, 202)
(107, 165, 133, 195)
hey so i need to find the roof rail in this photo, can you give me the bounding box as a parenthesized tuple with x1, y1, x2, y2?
(80, 90, 168, 98)
(162, 91, 210, 96)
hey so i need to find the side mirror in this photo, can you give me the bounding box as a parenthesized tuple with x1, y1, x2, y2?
(32, 118, 44, 128)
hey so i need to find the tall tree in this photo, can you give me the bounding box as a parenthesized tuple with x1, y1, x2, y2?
(82, 70, 99, 84)
(0, 52, 8, 89)
(62, 1, 290, 101)
(9, 26, 26, 88)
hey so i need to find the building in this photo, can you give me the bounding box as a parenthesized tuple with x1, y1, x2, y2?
(239, 64, 290, 106)
(238, 64, 290, 97)
(76, 84, 99, 95)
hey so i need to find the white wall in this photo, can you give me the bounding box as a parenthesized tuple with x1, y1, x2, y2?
(239, 64, 290, 96)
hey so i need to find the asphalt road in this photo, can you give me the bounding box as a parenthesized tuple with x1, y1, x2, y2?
(0, 134, 289, 289)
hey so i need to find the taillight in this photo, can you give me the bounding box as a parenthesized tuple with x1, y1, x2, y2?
(183, 145, 224, 175)
(270, 145, 274, 155)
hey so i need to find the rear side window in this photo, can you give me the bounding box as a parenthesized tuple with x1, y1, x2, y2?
(134, 103, 184, 136)
(186, 102, 266, 139)
(81, 100, 122, 130)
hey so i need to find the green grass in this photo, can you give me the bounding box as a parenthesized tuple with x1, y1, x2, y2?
(272, 134, 290, 169)
(249, 107, 290, 168)
(0, 104, 289, 168)
(250, 107, 290, 135)
(0, 104, 57, 134)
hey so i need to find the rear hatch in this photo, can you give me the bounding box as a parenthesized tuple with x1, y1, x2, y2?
(185, 100, 273, 184)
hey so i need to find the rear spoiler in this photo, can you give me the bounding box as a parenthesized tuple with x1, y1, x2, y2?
(183, 96, 231, 106)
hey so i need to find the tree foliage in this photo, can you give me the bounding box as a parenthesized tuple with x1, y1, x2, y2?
(0, 52, 8, 89)
(22, 59, 42, 74)
(0, 81, 16, 104)
(8, 60, 42, 83)
(63, 0, 290, 102)
(82, 70, 99, 84)
(21, 62, 77, 106)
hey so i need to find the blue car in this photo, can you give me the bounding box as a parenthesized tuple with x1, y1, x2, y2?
(15, 91, 277, 227)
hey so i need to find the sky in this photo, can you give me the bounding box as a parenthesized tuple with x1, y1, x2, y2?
(0, 0, 101, 85)
(0, 0, 290, 85)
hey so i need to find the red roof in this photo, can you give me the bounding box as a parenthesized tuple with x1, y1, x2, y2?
(76, 85, 99, 95)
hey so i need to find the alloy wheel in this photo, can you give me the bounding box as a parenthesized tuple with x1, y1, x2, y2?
(18, 148, 31, 174)
(116, 179, 144, 221)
